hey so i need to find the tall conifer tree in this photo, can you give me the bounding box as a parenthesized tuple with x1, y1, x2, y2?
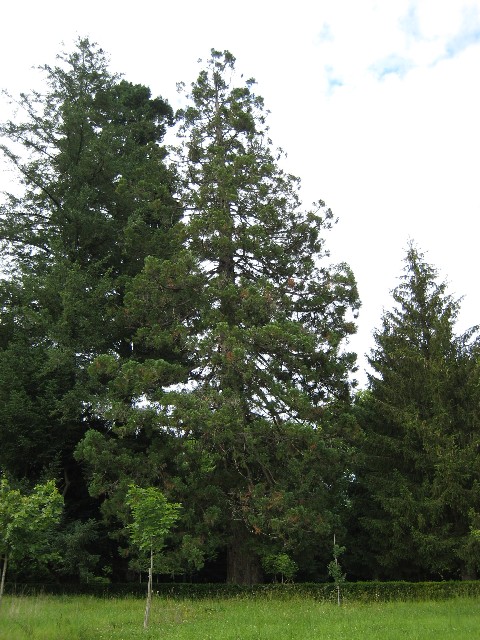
(79, 50, 360, 583)
(356, 244, 480, 579)
(0, 39, 178, 579)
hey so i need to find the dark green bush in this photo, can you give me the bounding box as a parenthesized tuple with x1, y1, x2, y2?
(6, 580, 480, 601)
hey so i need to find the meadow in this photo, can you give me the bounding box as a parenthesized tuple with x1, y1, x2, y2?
(0, 594, 479, 640)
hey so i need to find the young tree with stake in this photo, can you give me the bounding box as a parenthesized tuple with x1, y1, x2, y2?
(126, 485, 181, 628)
(327, 534, 346, 605)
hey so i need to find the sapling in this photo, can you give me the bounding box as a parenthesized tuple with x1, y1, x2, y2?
(126, 484, 181, 628)
(327, 534, 346, 606)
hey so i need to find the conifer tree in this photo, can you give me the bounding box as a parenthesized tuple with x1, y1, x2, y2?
(356, 244, 480, 579)
(79, 50, 360, 583)
(0, 39, 178, 579)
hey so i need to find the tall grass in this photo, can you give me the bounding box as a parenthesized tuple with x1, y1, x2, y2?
(0, 594, 478, 639)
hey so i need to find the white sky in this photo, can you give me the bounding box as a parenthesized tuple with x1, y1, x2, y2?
(1, 0, 479, 386)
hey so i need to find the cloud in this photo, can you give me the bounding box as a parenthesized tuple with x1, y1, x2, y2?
(443, 6, 480, 59)
(324, 65, 344, 93)
(369, 53, 415, 79)
(327, 77, 344, 92)
(317, 22, 334, 43)
(399, 3, 423, 41)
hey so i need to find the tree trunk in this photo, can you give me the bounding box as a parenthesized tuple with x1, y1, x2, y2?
(226, 526, 262, 585)
(144, 548, 153, 629)
(0, 553, 8, 608)
(461, 566, 477, 580)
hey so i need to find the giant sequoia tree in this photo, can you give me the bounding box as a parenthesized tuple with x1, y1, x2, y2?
(0, 38, 178, 577)
(355, 244, 480, 579)
(78, 50, 360, 583)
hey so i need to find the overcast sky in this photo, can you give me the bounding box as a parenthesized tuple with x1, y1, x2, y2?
(1, 0, 479, 386)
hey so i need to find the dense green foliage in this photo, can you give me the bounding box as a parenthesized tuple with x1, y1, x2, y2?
(350, 245, 480, 580)
(1, 40, 479, 587)
(0, 36, 176, 483)
(0, 478, 63, 604)
(6, 580, 480, 601)
(0, 38, 178, 582)
(73, 48, 360, 584)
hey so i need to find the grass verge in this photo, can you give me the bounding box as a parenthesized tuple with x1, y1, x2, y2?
(0, 594, 478, 639)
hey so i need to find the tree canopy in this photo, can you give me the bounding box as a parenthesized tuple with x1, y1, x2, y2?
(0, 38, 178, 486)
(0, 37, 179, 582)
(76, 49, 360, 584)
(1, 40, 478, 586)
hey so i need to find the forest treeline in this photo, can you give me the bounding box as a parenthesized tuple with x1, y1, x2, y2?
(0, 39, 479, 586)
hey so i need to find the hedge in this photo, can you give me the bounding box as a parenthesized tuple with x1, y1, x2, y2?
(5, 580, 480, 601)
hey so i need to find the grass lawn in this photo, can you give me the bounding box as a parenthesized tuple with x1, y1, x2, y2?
(0, 594, 478, 640)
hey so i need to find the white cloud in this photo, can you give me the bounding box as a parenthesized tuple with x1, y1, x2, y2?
(317, 23, 334, 43)
(369, 53, 415, 79)
(399, 3, 423, 42)
(442, 4, 480, 59)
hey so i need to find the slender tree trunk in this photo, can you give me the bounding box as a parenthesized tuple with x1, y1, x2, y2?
(334, 534, 341, 606)
(0, 553, 8, 608)
(144, 548, 153, 629)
